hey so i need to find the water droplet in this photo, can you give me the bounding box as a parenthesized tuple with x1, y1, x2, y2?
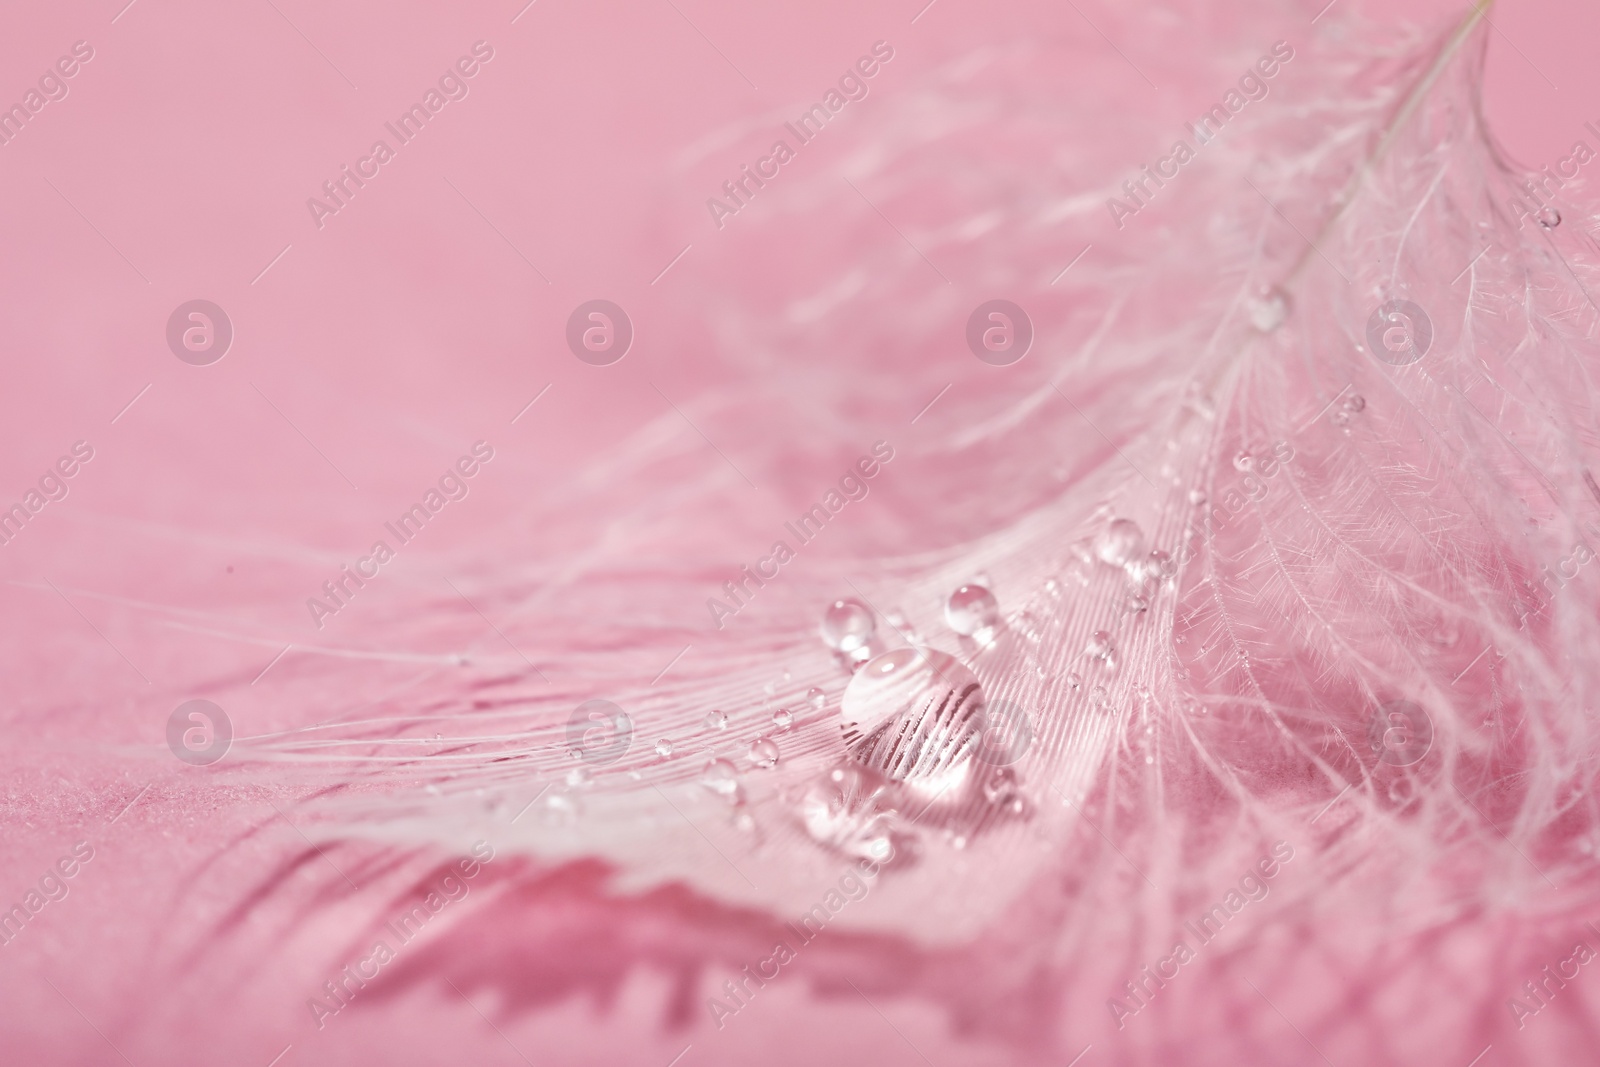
(704, 710, 728, 731)
(950, 835, 968, 850)
(945, 584, 1000, 638)
(1233, 450, 1254, 472)
(655, 738, 675, 757)
(734, 811, 757, 832)
(1090, 685, 1107, 704)
(772, 708, 794, 730)
(1538, 205, 1561, 229)
(841, 646, 984, 784)
(1066, 671, 1082, 689)
(800, 763, 900, 863)
(1188, 489, 1207, 505)
(566, 766, 590, 788)
(748, 737, 780, 768)
(820, 598, 875, 653)
(1095, 519, 1145, 569)
(1248, 286, 1291, 331)
(1127, 594, 1148, 613)
(983, 766, 1020, 804)
(807, 687, 826, 709)
(1086, 630, 1116, 663)
(699, 758, 743, 803)
(1343, 394, 1365, 413)
(1146, 550, 1177, 580)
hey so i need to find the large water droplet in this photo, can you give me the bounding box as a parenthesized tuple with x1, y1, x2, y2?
(748, 737, 780, 768)
(945, 584, 1000, 638)
(821, 598, 875, 652)
(704, 710, 728, 731)
(841, 647, 984, 783)
(699, 758, 743, 803)
(655, 738, 675, 757)
(800, 763, 901, 864)
(1095, 519, 1145, 569)
(772, 708, 794, 730)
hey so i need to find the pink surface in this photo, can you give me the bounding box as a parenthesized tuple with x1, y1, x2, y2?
(3, 0, 1600, 1064)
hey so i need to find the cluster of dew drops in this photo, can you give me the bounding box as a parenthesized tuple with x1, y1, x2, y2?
(548, 514, 1179, 841)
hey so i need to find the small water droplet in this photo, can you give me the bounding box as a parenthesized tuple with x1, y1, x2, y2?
(1144, 549, 1176, 582)
(807, 687, 826, 709)
(734, 811, 757, 832)
(655, 738, 675, 757)
(1233, 450, 1254, 472)
(945, 584, 1000, 638)
(1343, 394, 1365, 413)
(1188, 489, 1207, 505)
(951, 834, 968, 850)
(1247, 286, 1291, 331)
(1090, 685, 1107, 704)
(821, 598, 875, 652)
(772, 708, 794, 730)
(1095, 519, 1145, 569)
(1127, 594, 1149, 613)
(1066, 671, 1082, 690)
(1538, 205, 1561, 229)
(983, 766, 1020, 804)
(704, 710, 728, 730)
(1086, 630, 1116, 663)
(566, 766, 590, 788)
(749, 737, 780, 769)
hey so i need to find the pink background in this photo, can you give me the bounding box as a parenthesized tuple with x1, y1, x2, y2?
(0, 0, 1596, 1063)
